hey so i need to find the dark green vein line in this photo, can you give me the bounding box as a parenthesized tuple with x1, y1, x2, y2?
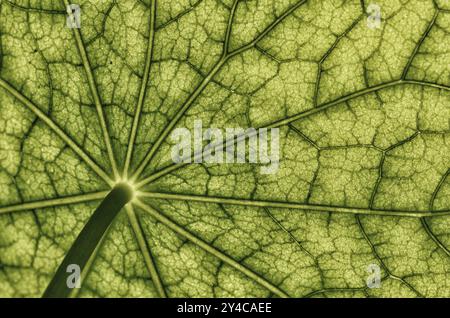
(227, 0, 308, 59)
(313, 14, 364, 106)
(0, 78, 114, 186)
(356, 215, 424, 297)
(130, 51, 227, 182)
(223, 0, 240, 56)
(429, 169, 449, 211)
(0, 192, 108, 215)
(135, 200, 290, 298)
(401, 9, 439, 80)
(155, 0, 202, 31)
(421, 218, 450, 257)
(268, 79, 450, 128)
(4, 0, 66, 14)
(130, 0, 308, 182)
(139, 192, 450, 218)
(136, 79, 450, 187)
(64, 0, 119, 179)
(43, 183, 133, 298)
(123, 0, 157, 178)
(421, 169, 450, 258)
(263, 208, 317, 262)
(303, 286, 367, 298)
(125, 205, 167, 297)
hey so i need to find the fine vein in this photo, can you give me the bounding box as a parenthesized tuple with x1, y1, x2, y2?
(64, 0, 119, 179)
(0, 191, 108, 215)
(123, 0, 157, 178)
(125, 205, 167, 297)
(137, 79, 450, 187)
(0, 78, 114, 186)
(135, 200, 290, 298)
(131, 0, 308, 182)
(139, 192, 450, 218)
(401, 9, 439, 80)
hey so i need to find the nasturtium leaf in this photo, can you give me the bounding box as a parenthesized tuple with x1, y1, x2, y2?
(0, 0, 449, 298)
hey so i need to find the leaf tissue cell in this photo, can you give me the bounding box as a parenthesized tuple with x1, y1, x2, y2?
(0, 0, 449, 298)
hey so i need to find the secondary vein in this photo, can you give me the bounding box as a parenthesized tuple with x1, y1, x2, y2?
(125, 205, 167, 297)
(139, 192, 450, 218)
(0, 191, 109, 214)
(136, 79, 450, 187)
(135, 200, 290, 298)
(64, 0, 119, 180)
(123, 0, 157, 179)
(0, 78, 114, 186)
(130, 0, 309, 182)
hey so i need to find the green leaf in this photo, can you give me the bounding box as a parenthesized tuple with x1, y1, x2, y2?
(0, 0, 449, 298)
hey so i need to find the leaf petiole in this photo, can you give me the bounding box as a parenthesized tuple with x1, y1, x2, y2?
(42, 183, 134, 298)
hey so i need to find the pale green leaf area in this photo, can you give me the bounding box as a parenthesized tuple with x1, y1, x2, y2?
(0, 0, 449, 298)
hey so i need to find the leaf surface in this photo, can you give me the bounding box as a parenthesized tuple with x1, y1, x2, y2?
(0, 0, 449, 298)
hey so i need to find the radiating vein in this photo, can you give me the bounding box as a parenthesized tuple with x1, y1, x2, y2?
(134, 200, 290, 298)
(0, 191, 108, 214)
(136, 78, 450, 187)
(130, 0, 308, 182)
(139, 192, 450, 218)
(64, 0, 119, 179)
(268, 79, 450, 128)
(123, 0, 157, 179)
(0, 78, 113, 186)
(130, 57, 226, 182)
(125, 205, 167, 297)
